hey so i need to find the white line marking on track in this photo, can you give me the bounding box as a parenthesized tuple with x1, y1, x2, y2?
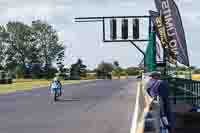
(130, 83, 140, 133)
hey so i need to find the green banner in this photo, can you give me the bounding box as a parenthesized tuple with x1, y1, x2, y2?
(145, 32, 156, 72)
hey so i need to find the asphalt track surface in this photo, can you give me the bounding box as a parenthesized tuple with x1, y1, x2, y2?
(0, 78, 138, 133)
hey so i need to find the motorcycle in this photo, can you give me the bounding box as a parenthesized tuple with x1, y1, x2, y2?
(50, 88, 62, 101)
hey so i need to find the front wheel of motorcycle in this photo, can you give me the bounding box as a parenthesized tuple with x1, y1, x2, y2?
(54, 92, 58, 101)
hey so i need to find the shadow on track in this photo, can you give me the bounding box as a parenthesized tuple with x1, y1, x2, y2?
(56, 98, 81, 102)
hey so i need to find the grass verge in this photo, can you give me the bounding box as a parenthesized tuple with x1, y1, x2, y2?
(0, 79, 80, 94)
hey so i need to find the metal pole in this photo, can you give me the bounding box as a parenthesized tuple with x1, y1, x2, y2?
(75, 15, 151, 72)
(75, 20, 103, 23)
(144, 54, 146, 72)
(147, 16, 152, 72)
(129, 41, 145, 56)
(152, 25, 157, 72)
(102, 18, 105, 41)
(129, 41, 146, 72)
(75, 15, 150, 20)
(148, 16, 152, 35)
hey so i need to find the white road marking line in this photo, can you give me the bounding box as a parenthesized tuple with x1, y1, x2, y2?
(130, 82, 140, 133)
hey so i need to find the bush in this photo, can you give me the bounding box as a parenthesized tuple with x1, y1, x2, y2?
(85, 73, 97, 80)
(112, 70, 118, 77)
(0, 79, 6, 84)
(55, 72, 70, 80)
(193, 69, 200, 74)
(121, 70, 128, 76)
(30, 64, 43, 79)
(43, 67, 58, 79)
(125, 67, 141, 76)
(15, 65, 26, 79)
(0, 79, 12, 84)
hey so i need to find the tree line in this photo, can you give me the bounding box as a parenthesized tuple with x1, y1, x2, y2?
(94, 61, 142, 79)
(0, 20, 65, 79)
(0, 20, 143, 80)
(176, 66, 200, 74)
(59, 59, 143, 80)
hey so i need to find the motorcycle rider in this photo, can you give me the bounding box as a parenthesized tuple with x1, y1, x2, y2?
(49, 77, 62, 96)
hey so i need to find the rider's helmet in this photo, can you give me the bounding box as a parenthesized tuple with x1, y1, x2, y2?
(53, 77, 59, 81)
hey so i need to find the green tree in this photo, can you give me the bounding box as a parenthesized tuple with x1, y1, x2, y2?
(0, 42, 5, 69)
(0, 25, 8, 69)
(44, 66, 58, 79)
(70, 59, 87, 80)
(193, 69, 200, 74)
(56, 50, 65, 73)
(112, 61, 122, 79)
(97, 62, 113, 73)
(125, 67, 141, 76)
(120, 70, 128, 76)
(0, 20, 65, 79)
(2, 22, 36, 75)
(6, 22, 34, 63)
(30, 63, 43, 79)
(15, 64, 26, 79)
(77, 59, 87, 78)
(176, 66, 187, 71)
(97, 61, 113, 79)
(113, 61, 119, 68)
(31, 20, 65, 70)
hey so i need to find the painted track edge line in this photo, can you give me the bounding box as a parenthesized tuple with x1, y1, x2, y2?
(130, 82, 141, 133)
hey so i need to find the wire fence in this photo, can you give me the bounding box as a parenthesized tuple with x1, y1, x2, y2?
(167, 78, 200, 105)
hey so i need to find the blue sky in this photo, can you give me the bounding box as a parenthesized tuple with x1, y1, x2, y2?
(0, 0, 199, 69)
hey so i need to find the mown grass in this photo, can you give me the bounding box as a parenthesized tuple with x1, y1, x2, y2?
(0, 79, 80, 94)
(192, 74, 200, 80)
